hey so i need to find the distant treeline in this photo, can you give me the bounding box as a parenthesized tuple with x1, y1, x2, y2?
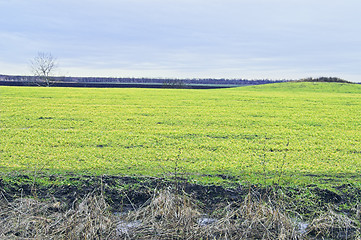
(297, 77, 353, 83)
(0, 81, 241, 89)
(0, 74, 285, 86)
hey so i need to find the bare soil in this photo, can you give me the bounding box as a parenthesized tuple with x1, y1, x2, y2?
(1, 173, 360, 217)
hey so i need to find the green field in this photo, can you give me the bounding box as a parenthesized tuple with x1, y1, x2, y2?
(1, 82, 361, 186)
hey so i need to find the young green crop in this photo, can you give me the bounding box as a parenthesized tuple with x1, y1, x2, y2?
(1, 82, 361, 186)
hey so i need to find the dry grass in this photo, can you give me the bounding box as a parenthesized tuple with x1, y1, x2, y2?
(0, 189, 360, 239)
(119, 189, 202, 239)
(0, 193, 117, 239)
(207, 194, 299, 240)
(307, 207, 359, 239)
(119, 189, 300, 240)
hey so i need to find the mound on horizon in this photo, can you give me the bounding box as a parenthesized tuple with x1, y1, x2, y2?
(296, 77, 352, 83)
(239, 79, 361, 93)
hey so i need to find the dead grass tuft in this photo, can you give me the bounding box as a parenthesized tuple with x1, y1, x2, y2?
(206, 193, 299, 240)
(1, 188, 359, 239)
(120, 189, 202, 239)
(119, 189, 300, 239)
(0, 193, 117, 239)
(307, 207, 359, 239)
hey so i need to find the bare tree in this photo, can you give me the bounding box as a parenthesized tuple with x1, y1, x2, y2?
(30, 52, 57, 87)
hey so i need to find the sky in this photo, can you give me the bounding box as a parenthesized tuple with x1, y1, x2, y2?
(1, 0, 361, 82)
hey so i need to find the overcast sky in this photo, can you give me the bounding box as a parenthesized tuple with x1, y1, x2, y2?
(1, 0, 361, 81)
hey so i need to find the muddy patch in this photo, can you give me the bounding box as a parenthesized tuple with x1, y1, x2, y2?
(0, 173, 360, 216)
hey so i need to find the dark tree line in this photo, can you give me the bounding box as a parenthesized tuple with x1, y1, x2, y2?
(0, 74, 286, 86)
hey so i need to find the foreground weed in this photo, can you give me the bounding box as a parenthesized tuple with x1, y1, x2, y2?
(308, 207, 359, 239)
(1, 188, 361, 239)
(0, 193, 117, 239)
(119, 189, 301, 240)
(121, 190, 201, 239)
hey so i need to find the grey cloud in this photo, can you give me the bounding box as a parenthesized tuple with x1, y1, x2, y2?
(1, 0, 361, 81)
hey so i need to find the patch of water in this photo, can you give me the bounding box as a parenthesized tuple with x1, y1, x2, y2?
(198, 216, 217, 226)
(116, 220, 142, 235)
(297, 221, 309, 234)
(114, 211, 218, 235)
(292, 218, 309, 235)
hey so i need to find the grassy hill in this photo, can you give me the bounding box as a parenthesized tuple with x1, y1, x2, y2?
(244, 81, 361, 93)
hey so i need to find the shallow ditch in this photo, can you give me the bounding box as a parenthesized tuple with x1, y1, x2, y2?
(0, 173, 360, 239)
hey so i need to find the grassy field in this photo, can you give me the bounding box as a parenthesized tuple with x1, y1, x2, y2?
(1, 82, 361, 187)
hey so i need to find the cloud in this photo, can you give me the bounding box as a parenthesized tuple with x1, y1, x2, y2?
(1, 0, 361, 81)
